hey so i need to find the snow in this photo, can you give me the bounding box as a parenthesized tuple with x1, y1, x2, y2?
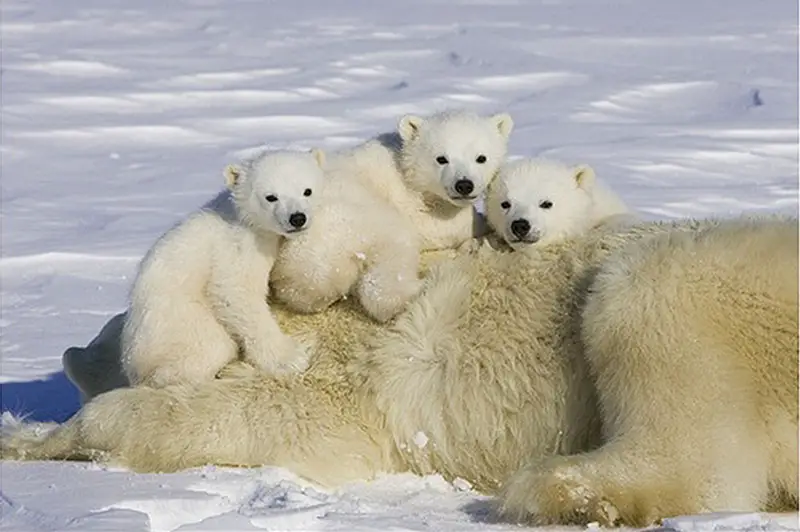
(0, 0, 797, 530)
(413, 431, 429, 449)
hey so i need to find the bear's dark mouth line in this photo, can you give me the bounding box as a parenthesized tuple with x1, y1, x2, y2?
(449, 195, 478, 201)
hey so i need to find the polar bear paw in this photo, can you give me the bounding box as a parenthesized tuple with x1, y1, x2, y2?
(498, 455, 624, 528)
(243, 335, 311, 377)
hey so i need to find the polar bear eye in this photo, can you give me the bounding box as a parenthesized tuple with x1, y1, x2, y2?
(539, 200, 553, 209)
(303, 188, 312, 197)
(500, 201, 511, 210)
(435, 155, 449, 165)
(475, 155, 487, 164)
(265, 194, 278, 203)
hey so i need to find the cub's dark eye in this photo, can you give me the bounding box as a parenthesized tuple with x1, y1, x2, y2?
(539, 200, 553, 209)
(265, 194, 278, 203)
(435, 155, 449, 165)
(475, 155, 487, 164)
(500, 201, 511, 210)
(303, 188, 312, 197)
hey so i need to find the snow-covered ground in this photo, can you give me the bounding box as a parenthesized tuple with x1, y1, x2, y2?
(1, 0, 798, 530)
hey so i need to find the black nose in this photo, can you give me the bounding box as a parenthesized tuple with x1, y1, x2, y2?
(510, 218, 531, 238)
(289, 212, 307, 229)
(454, 179, 474, 196)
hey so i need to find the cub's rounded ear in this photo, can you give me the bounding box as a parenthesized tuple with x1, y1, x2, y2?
(574, 164, 596, 190)
(310, 148, 326, 169)
(224, 164, 242, 189)
(491, 113, 514, 139)
(398, 115, 424, 142)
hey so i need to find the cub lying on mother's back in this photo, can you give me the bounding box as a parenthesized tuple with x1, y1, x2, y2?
(486, 158, 633, 249)
(270, 109, 515, 321)
(122, 149, 324, 388)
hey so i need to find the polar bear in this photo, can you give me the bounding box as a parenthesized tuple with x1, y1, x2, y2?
(327, 109, 513, 251)
(121, 149, 324, 388)
(267, 165, 423, 324)
(262, 109, 514, 322)
(5, 217, 795, 527)
(485, 158, 632, 250)
(58, 109, 514, 396)
(499, 216, 799, 527)
(8, 215, 798, 524)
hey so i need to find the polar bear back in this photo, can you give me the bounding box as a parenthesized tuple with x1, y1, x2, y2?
(325, 136, 418, 221)
(130, 206, 276, 305)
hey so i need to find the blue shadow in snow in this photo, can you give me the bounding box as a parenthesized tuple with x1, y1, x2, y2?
(1, 371, 81, 423)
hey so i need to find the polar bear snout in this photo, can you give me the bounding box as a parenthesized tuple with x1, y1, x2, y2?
(288, 211, 307, 229)
(510, 218, 531, 239)
(454, 178, 475, 197)
(508, 218, 541, 245)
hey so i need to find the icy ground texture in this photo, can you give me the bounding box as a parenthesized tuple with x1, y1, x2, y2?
(1, 0, 798, 530)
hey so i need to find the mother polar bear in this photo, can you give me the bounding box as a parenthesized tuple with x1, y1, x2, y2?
(3, 216, 798, 527)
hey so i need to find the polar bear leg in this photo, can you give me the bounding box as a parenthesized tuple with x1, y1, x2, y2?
(207, 277, 308, 376)
(2, 375, 395, 487)
(123, 299, 238, 388)
(271, 248, 361, 316)
(500, 220, 798, 526)
(355, 241, 422, 323)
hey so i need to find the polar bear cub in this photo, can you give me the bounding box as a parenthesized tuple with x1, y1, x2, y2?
(486, 158, 632, 249)
(269, 171, 423, 323)
(121, 149, 325, 388)
(269, 109, 515, 322)
(324, 109, 514, 251)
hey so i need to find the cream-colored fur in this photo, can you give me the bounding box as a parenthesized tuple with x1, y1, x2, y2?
(121, 149, 324, 388)
(4, 232, 608, 487)
(6, 217, 796, 528)
(485, 158, 633, 250)
(269, 109, 514, 322)
(499, 216, 799, 527)
(270, 168, 423, 324)
(61, 109, 515, 398)
(330, 110, 513, 251)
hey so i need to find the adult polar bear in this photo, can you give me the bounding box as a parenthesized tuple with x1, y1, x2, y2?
(4, 216, 797, 527)
(500, 216, 799, 526)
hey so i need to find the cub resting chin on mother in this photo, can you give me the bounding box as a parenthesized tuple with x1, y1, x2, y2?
(3, 215, 797, 528)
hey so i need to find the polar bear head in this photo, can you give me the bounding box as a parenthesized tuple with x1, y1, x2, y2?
(397, 110, 514, 207)
(486, 158, 598, 250)
(224, 149, 325, 237)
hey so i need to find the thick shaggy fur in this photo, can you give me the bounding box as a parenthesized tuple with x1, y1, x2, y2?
(485, 158, 632, 250)
(499, 216, 799, 527)
(5, 217, 797, 527)
(269, 109, 514, 322)
(270, 169, 423, 324)
(121, 150, 323, 388)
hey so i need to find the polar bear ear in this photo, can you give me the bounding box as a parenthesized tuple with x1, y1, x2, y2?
(224, 164, 242, 189)
(310, 148, 326, 169)
(574, 165, 596, 190)
(491, 113, 514, 139)
(398, 115, 424, 142)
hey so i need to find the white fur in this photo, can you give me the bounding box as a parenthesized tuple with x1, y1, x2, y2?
(269, 109, 514, 321)
(486, 158, 632, 250)
(11, 216, 796, 528)
(271, 174, 423, 323)
(121, 149, 324, 388)
(330, 109, 513, 251)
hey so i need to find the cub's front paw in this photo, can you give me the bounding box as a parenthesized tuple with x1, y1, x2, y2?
(244, 336, 309, 377)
